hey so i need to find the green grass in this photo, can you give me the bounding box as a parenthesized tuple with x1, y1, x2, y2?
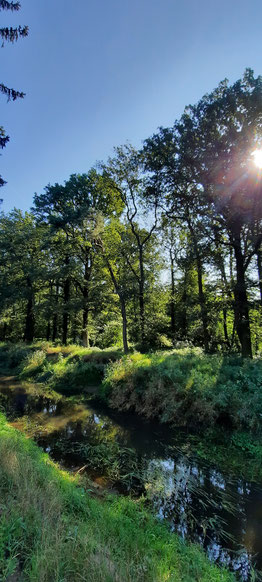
(0, 343, 123, 393)
(101, 348, 262, 432)
(0, 413, 235, 582)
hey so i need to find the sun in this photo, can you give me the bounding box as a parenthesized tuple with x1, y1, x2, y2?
(252, 149, 262, 169)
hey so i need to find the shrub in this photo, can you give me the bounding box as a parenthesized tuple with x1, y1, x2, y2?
(101, 350, 262, 432)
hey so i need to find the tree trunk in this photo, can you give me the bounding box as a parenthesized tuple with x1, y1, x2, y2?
(232, 233, 252, 358)
(216, 250, 231, 348)
(24, 277, 34, 342)
(82, 259, 91, 347)
(52, 283, 59, 343)
(195, 251, 210, 352)
(72, 309, 77, 344)
(138, 245, 146, 349)
(46, 321, 51, 342)
(106, 258, 129, 354)
(180, 267, 188, 339)
(222, 308, 229, 346)
(82, 307, 89, 347)
(62, 277, 70, 345)
(120, 297, 129, 354)
(170, 250, 176, 339)
(257, 246, 262, 306)
(187, 217, 209, 351)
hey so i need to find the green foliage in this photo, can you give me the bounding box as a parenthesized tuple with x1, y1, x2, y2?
(0, 343, 33, 372)
(0, 344, 124, 393)
(0, 70, 262, 357)
(55, 438, 143, 489)
(102, 349, 262, 431)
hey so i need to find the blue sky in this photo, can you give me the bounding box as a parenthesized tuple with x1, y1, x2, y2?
(1, 0, 262, 212)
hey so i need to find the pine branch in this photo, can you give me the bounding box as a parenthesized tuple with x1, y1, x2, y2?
(0, 127, 9, 148)
(0, 1, 20, 11)
(0, 25, 28, 44)
(0, 83, 25, 100)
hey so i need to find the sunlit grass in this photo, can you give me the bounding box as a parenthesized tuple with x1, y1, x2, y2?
(102, 349, 262, 431)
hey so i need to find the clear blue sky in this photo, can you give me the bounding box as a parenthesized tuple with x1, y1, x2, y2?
(1, 0, 262, 212)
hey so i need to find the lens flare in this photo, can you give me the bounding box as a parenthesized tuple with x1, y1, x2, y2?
(252, 149, 262, 169)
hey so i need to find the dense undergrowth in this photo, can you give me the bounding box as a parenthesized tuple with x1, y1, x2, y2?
(1, 343, 262, 434)
(0, 413, 235, 582)
(102, 349, 262, 432)
(0, 342, 122, 393)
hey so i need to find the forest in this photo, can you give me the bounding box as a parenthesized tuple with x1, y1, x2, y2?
(1, 69, 262, 360)
(1, 64, 262, 582)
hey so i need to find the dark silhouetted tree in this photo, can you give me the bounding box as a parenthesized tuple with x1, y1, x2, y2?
(0, 0, 28, 186)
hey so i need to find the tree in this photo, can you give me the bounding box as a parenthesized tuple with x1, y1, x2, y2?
(144, 70, 262, 357)
(33, 170, 123, 345)
(0, 210, 47, 342)
(0, 0, 28, 186)
(95, 219, 131, 353)
(104, 144, 160, 350)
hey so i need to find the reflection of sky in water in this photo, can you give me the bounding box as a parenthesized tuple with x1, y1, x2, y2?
(2, 381, 262, 581)
(144, 456, 255, 580)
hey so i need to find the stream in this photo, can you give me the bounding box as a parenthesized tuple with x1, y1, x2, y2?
(0, 376, 262, 581)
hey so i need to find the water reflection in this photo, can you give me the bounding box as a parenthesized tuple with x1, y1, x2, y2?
(1, 377, 262, 581)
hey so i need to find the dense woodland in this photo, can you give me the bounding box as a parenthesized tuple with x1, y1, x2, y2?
(1, 70, 262, 358)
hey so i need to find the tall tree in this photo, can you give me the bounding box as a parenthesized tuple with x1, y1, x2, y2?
(33, 170, 123, 345)
(144, 70, 262, 357)
(0, 210, 47, 342)
(104, 144, 160, 350)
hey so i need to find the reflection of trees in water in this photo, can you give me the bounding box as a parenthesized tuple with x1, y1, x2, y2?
(144, 456, 257, 580)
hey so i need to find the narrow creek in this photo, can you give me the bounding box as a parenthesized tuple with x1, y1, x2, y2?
(1, 376, 262, 581)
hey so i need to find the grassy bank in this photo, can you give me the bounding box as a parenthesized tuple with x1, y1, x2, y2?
(2, 343, 262, 434)
(102, 349, 262, 431)
(0, 413, 234, 582)
(0, 342, 122, 393)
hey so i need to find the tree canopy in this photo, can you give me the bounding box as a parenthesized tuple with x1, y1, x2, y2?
(0, 69, 262, 357)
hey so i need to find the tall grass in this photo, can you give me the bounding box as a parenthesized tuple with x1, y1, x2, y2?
(101, 349, 262, 431)
(0, 413, 235, 582)
(0, 343, 123, 393)
(1, 343, 262, 432)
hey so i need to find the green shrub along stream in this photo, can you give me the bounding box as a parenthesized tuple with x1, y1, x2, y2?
(2, 343, 262, 433)
(101, 349, 262, 431)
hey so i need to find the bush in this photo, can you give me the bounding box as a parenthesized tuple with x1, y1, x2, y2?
(0, 344, 32, 371)
(101, 350, 262, 431)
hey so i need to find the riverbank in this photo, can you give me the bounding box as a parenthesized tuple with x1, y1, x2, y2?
(0, 412, 235, 582)
(2, 343, 262, 433)
(1, 342, 262, 480)
(102, 349, 262, 431)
